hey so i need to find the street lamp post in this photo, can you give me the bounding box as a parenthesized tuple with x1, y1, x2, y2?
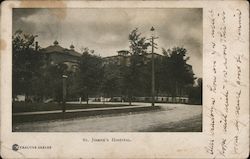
(150, 26, 157, 107)
(151, 27, 155, 106)
(62, 74, 68, 113)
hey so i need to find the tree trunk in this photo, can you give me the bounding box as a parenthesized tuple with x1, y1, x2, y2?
(129, 95, 132, 106)
(86, 94, 89, 105)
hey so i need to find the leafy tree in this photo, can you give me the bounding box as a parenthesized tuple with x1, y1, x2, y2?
(129, 28, 150, 56)
(161, 47, 195, 99)
(12, 29, 38, 51)
(76, 52, 103, 104)
(123, 28, 150, 105)
(102, 63, 123, 98)
(41, 63, 68, 103)
(12, 30, 44, 100)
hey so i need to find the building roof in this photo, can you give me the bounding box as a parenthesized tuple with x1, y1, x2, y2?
(103, 52, 162, 59)
(42, 45, 65, 53)
(103, 54, 128, 59)
(41, 41, 82, 57)
(64, 49, 82, 57)
(145, 52, 163, 58)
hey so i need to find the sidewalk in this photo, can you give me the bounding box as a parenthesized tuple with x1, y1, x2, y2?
(13, 105, 152, 116)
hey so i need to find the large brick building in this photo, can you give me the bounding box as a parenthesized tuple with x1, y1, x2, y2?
(103, 50, 163, 66)
(40, 40, 82, 72)
(40, 42, 164, 70)
(38, 42, 193, 104)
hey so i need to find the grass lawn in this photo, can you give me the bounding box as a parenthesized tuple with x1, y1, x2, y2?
(12, 105, 161, 124)
(12, 102, 131, 113)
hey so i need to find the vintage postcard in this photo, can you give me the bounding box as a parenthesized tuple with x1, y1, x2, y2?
(0, 0, 249, 158)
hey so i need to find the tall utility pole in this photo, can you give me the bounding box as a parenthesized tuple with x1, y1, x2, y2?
(150, 26, 158, 107)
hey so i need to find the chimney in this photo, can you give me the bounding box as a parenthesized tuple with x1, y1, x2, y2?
(35, 41, 38, 51)
(53, 40, 59, 45)
(70, 44, 74, 50)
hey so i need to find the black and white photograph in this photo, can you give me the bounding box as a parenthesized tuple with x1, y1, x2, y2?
(12, 8, 203, 132)
(1, 1, 249, 158)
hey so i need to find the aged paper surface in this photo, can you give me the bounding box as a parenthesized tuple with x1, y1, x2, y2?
(0, 0, 249, 158)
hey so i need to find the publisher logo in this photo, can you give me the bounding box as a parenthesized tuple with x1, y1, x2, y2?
(12, 144, 19, 151)
(12, 144, 51, 151)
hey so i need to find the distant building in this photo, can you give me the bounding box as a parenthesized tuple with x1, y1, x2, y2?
(103, 54, 130, 66)
(103, 50, 163, 66)
(117, 50, 130, 56)
(102, 50, 194, 104)
(40, 40, 82, 72)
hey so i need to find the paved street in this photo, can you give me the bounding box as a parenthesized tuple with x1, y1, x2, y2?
(13, 103, 202, 132)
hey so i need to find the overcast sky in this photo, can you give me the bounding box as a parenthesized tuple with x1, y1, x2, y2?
(13, 8, 202, 77)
